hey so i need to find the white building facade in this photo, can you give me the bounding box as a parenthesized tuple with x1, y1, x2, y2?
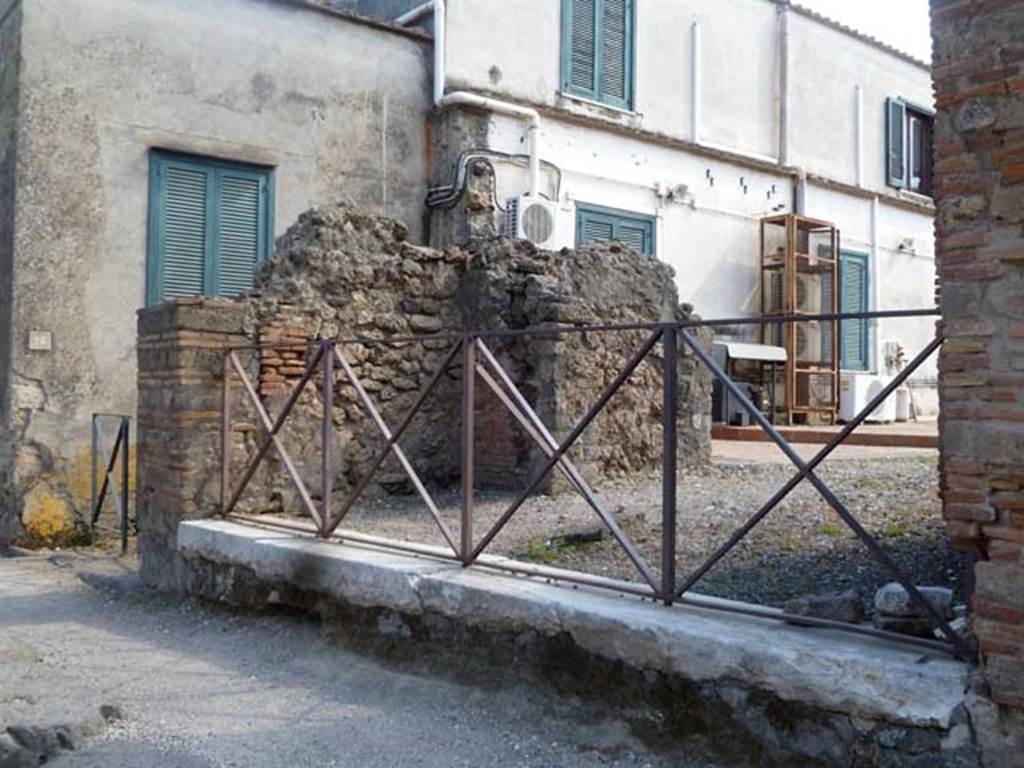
(376, 0, 939, 414)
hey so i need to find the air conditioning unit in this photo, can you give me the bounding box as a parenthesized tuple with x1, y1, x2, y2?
(504, 197, 562, 249)
(795, 321, 823, 362)
(839, 373, 896, 423)
(796, 274, 823, 314)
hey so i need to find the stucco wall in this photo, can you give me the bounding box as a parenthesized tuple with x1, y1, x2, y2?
(0, 0, 20, 541)
(787, 11, 934, 190)
(1, 0, 431, 544)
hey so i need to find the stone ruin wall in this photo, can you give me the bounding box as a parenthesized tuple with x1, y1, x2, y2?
(136, 204, 712, 584)
(228, 205, 712, 515)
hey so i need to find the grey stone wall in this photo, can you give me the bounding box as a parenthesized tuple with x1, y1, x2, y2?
(0, 0, 431, 545)
(0, 0, 21, 543)
(237, 205, 711, 511)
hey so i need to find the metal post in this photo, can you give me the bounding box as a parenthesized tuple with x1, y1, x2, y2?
(90, 414, 98, 531)
(461, 336, 476, 565)
(661, 326, 678, 605)
(321, 341, 334, 538)
(220, 352, 230, 514)
(121, 419, 130, 555)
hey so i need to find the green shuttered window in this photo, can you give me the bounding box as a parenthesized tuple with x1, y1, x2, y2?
(147, 151, 274, 306)
(576, 203, 655, 256)
(839, 252, 869, 371)
(562, 0, 635, 110)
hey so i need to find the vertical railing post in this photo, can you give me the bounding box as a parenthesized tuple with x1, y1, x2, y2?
(121, 418, 130, 555)
(90, 414, 98, 529)
(220, 352, 231, 515)
(461, 336, 476, 565)
(661, 327, 678, 605)
(321, 340, 335, 538)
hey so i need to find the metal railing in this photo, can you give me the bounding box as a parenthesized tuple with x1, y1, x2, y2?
(218, 308, 973, 660)
(91, 413, 132, 554)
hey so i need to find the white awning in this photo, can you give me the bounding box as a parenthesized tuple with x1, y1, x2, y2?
(713, 342, 787, 363)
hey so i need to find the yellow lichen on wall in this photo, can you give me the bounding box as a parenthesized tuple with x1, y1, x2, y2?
(22, 482, 79, 547)
(67, 441, 136, 512)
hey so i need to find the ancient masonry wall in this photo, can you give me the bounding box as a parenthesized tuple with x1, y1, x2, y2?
(932, 0, 1024, 712)
(137, 205, 712, 586)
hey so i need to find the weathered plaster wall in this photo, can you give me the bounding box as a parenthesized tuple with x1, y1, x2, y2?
(0, 0, 431, 544)
(933, 0, 1024, 738)
(0, 0, 20, 542)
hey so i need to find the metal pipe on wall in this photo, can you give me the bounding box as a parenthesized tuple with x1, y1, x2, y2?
(397, 0, 541, 198)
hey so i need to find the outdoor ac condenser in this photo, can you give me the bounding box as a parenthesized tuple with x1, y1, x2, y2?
(839, 373, 896, 423)
(504, 197, 564, 249)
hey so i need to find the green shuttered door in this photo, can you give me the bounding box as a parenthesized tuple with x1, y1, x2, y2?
(147, 152, 273, 306)
(576, 204, 655, 255)
(563, 0, 634, 109)
(839, 252, 869, 371)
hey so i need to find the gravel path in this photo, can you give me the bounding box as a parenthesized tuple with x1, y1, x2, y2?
(337, 452, 965, 607)
(0, 553, 729, 767)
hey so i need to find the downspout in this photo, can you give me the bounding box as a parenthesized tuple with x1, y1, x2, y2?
(691, 19, 701, 144)
(870, 195, 882, 373)
(397, 0, 542, 197)
(855, 85, 864, 187)
(777, 1, 788, 166)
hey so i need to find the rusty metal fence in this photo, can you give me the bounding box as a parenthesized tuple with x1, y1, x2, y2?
(217, 308, 973, 660)
(91, 413, 132, 554)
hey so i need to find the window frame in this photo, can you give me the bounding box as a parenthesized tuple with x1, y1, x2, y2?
(575, 202, 656, 256)
(560, 0, 637, 111)
(886, 97, 934, 197)
(146, 150, 275, 307)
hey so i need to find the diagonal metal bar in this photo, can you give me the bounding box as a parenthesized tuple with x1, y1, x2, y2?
(222, 345, 324, 516)
(680, 331, 973, 657)
(92, 422, 125, 526)
(475, 344, 660, 592)
(324, 340, 464, 535)
(677, 334, 945, 597)
(231, 353, 323, 528)
(468, 329, 663, 581)
(333, 346, 459, 555)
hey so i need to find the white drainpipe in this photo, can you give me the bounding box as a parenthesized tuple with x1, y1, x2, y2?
(690, 20, 701, 144)
(397, 0, 542, 197)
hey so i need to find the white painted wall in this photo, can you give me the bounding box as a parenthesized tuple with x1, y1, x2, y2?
(443, 0, 939, 415)
(787, 11, 935, 190)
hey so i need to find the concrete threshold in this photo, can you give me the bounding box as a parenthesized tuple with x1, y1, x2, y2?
(179, 518, 969, 735)
(711, 423, 938, 449)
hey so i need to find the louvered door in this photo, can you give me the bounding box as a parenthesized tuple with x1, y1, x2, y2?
(839, 252, 869, 370)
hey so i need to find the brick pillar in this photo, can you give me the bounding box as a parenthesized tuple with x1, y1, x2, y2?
(933, 0, 1024, 709)
(136, 298, 249, 589)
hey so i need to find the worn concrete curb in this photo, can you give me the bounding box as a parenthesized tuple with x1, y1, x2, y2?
(179, 519, 969, 731)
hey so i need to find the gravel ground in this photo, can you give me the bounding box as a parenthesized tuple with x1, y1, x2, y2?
(0, 553, 730, 768)
(335, 451, 965, 608)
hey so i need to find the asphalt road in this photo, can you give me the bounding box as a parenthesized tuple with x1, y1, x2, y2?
(0, 551, 726, 768)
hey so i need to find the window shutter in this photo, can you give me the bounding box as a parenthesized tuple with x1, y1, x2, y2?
(576, 204, 654, 255)
(840, 254, 869, 370)
(569, 0, 598, 96)
(216, 172, 264, 297)
(601, 0, 630, 105)
(148, 152, 273, 306)
(886, 97, 907, 188)
(162, 165, 210, 299)
(581, 215, 614, 245)
(615, 222, 648, 254)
